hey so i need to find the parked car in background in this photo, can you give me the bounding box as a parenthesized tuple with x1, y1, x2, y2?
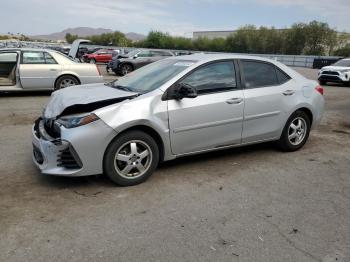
(49, 46, 70, 56)
(0, 48, 103, 91)
(107, 49, 175, 75)
(318, 58, 350, 86)
(33, 54, 324, 186)
(82, 49, 120, 64)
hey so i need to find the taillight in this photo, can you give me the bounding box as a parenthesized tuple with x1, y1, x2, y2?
(315, 85, 324, 96)
(96, 65, 101, 76)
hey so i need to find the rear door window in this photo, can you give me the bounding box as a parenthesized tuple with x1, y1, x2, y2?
(22, 52, 46, 64)
(276, 67, 291, 84)
(44, 52, 57, 64)
(137, 51, 152, 57)
(241, 60, 278, 88)
(151, 51, 173, 57)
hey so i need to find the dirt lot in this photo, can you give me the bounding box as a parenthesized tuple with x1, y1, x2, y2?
(0, 67, 349, 262)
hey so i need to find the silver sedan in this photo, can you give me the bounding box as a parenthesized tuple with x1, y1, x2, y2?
(32, 54, 325, 186)
(0, 48, 103, 91)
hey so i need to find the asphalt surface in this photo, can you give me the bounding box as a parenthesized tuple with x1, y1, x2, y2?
(0, 67, 349, 262)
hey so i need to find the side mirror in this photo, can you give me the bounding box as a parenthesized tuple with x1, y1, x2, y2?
(133, 54, 138, 59)
(174, 83, 198, 100)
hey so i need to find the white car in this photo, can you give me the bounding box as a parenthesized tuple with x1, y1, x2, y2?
(33, 54, 325, 186)
(0, 48, 103, 92)
(318, 58, 350, 86)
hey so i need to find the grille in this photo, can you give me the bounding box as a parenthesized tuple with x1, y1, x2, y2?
(57, 147, 82, 169)
(322, 71, 339, 76)
(319, 75, 342, 82)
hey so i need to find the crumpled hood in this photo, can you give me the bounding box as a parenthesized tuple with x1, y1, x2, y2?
(44, 83, 138, 118)
(321, 66, 350, 71)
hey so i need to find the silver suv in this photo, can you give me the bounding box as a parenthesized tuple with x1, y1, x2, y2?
(32, 54, 324, 186)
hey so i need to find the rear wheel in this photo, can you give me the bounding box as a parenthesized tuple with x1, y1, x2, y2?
(104, 131, 159, 186)
(55, 75, 79, 90)
(278, 110, 311, 152)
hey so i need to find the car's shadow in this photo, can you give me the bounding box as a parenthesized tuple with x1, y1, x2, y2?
(0, 91, 52, 97)
(38, 141, 278, 189)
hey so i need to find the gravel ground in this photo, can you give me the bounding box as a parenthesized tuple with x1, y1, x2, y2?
(0, 67, 349, 262)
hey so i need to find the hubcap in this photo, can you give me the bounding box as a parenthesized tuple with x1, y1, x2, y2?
(114, 140, 152, 179)
(59, 79, 76, 89)
(288, 117, 307, 146)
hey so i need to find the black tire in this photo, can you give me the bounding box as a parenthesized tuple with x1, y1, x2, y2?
(319, 80, 326, 85)
(55, 75, 79, 90)
(119, 63, 134, 76)
(104, 131, 159, 186)
(278, 110, 311, 152)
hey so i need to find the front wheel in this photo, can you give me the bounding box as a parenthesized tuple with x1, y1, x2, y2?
(278, 110, 311, 152)
(104, 131, 159, 186)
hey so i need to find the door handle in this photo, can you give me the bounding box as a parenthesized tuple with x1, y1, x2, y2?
(226, 98, 243, 104)
(283, 90, 295, 96)
(49, 68, 58, 71)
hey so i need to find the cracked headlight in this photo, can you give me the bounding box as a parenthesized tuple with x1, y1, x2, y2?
(56, 113, 99, 128)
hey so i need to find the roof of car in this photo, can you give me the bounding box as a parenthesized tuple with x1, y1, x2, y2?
(0, 48, 54, 52)
(171, 53, 276, 63)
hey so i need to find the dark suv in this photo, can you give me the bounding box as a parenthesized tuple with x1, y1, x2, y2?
(107, 49, 174, 75)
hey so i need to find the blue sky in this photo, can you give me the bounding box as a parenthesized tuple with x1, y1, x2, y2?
(2, 0, 349, 36)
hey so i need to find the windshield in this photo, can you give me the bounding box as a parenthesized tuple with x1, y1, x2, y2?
(112, 59, 197, 93)
(333, 59, 350, 67)
(125, 49, 140, 58)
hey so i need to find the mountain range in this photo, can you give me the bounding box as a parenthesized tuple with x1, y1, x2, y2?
(30, 27, 146, 41)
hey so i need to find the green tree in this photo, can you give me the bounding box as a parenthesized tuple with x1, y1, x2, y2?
(333, 44, 350, 57)
(87, 31, 132, 46)
(0, 35, 10, 40)
(303, 21, 336, 55)
(284, 23, 308, 55)
(65, 33, 78, 44)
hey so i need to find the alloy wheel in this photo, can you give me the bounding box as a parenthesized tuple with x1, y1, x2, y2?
(288, 117, 307, 146)
(59, 79, 76, 89)
(114, 140, 152, 179)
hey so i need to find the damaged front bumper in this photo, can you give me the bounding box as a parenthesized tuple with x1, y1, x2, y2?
(32, 118, 117, 177)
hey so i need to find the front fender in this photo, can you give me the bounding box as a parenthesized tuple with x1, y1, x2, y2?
(95, 90, 175, 161)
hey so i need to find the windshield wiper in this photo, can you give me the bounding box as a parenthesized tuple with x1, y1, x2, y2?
(114, 85, 135, 92)
(104, 81, 113, 87)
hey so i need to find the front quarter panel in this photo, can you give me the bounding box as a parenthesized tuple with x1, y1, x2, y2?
(94, 90, 174, 161)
